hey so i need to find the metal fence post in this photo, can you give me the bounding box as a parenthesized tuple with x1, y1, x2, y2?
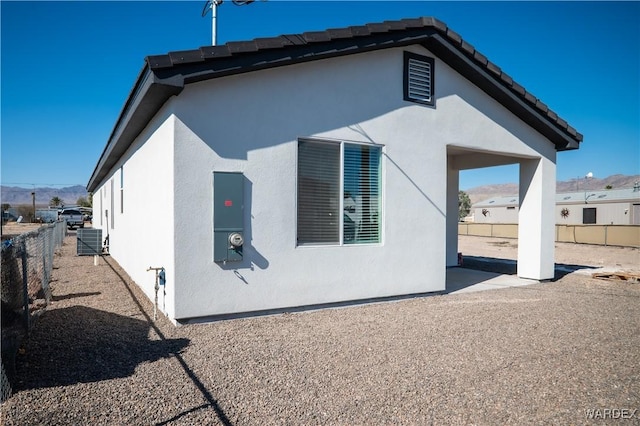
(20, 240, 30, 333)
(41, 231, 47, 302)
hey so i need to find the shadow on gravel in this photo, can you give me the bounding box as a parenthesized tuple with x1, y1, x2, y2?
(51, 291, 101, 301)
(552, 263, 599, 280)
(461, 255, 598, 281)
(14, 306, 189, 390)
(102, 256, 234, 426)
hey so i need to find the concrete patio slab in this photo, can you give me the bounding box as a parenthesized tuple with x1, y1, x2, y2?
(446, 267, 539, 294)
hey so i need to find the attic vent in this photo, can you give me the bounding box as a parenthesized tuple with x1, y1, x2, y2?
(404, 52, 435, 106)
(408, 60, 432, 100)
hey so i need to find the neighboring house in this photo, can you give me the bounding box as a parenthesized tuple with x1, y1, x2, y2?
(87, 17, 582, 324)
(474, 186, 640, 225)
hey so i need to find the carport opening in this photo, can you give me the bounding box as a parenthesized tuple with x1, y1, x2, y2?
(457, 162, 521, 275)
(447, 146, 520, 274)
(449, 146, 557, 281)
(460, 164, 519, 220)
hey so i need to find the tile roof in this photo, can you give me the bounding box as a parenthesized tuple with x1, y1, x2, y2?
(88, 16, 582, 192)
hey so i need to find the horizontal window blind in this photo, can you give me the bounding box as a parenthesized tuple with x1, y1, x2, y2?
(343, 144, 381, 244)
(297, 140, 340, 245)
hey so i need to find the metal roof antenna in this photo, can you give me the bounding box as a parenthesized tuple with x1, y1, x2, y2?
(201, 0, 222, 46)
(201, 0, 258, 46)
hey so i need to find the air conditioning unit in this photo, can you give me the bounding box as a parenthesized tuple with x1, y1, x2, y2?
(77, 228, 103, 256)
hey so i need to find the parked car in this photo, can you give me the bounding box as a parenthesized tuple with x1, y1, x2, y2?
(59, 209, 84, 229)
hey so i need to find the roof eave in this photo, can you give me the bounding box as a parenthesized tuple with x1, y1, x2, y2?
(86, 67, 184, 192)
(423, 34, 580, 152)
(151, 27, 441, 86)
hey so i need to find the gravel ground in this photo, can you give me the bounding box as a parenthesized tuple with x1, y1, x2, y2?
(458, 235, 640, 272)
(1, 234, 639, 425)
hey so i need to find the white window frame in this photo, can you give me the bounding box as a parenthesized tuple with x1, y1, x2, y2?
(120, 166, 124, 214)
(296, 137, 383, 247)
(110, 179, 115, 229)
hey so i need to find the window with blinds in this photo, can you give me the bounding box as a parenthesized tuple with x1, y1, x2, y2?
(297, 139, 381, 246)
(403, 52, 435, 106)
(297, 141, 340, 245)
(343, 144, 381, 244)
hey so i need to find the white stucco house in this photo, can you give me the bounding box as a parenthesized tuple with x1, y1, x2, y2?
(87, 17, 582, 324)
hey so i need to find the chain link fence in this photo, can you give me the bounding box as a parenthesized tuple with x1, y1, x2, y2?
(1, 221, 67, 404)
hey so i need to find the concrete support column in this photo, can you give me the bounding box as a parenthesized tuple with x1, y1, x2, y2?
(446, 159, 459, 267)
(517, 157, 556, 280)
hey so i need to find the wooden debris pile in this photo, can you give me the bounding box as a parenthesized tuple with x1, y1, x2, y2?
(592, 271, 640, 283)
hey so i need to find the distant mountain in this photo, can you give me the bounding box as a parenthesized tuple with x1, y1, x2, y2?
(555, 174, 640, 193)
(466, 174, 640, 204)
(0, 185, 88, 206)
(466, 183, 519, 205)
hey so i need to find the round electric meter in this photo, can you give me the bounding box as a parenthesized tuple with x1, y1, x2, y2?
(228, 232, 244, 247)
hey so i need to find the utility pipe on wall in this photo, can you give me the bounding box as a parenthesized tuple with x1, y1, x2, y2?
(146, 267, 166, 320)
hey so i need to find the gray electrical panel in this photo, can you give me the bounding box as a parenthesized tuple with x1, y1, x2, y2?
(77, 228, 103, 256)
(213, 172, 244, 262)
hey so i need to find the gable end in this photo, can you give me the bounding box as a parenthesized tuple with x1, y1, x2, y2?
(87, 16, 582, 192)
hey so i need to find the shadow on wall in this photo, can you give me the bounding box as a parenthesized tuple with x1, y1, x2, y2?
(350, 122, 446, 219)
(14, 305, 189, 391)
(175, 50, 408, 161)
(437, 68, 555, 157)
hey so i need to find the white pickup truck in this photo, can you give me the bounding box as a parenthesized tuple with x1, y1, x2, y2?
(59, 208, 85, 229)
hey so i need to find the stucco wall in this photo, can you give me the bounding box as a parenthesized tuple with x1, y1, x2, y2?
(163, 45, 559, 320)
(441, 44, 557, 279)
(169, 47, 444, 319)
(91, 106, 176, 318)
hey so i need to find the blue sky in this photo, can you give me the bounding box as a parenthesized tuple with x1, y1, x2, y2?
(1, 1, 638, 191)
